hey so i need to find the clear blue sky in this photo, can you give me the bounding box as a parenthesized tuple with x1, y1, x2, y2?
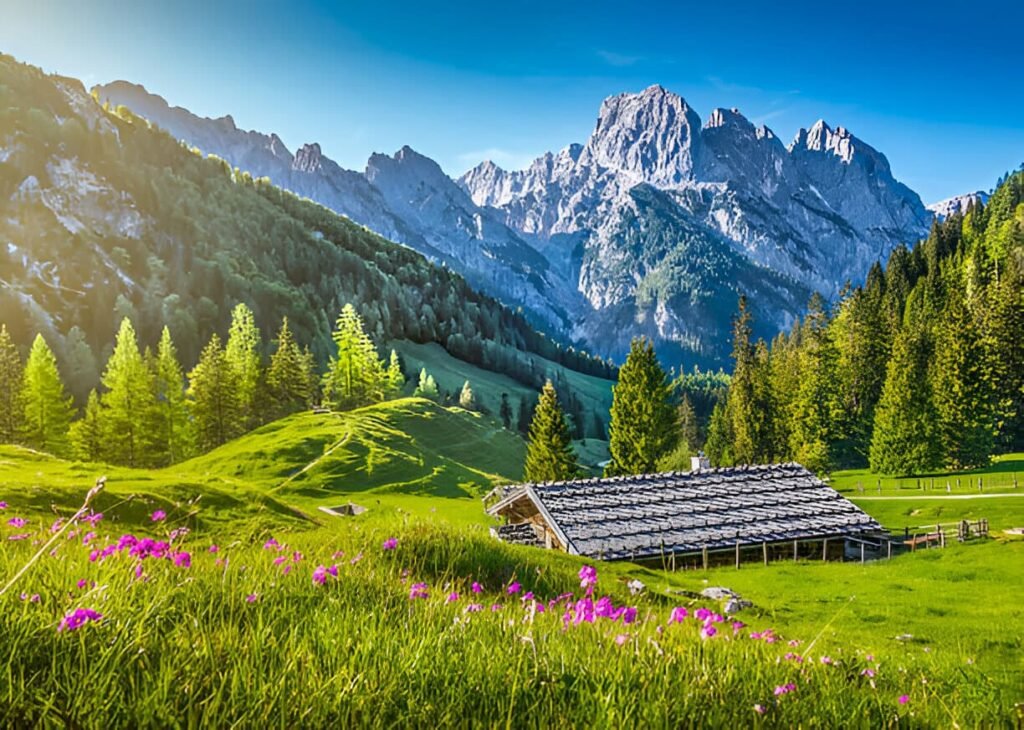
(4, 0, 1023, 202)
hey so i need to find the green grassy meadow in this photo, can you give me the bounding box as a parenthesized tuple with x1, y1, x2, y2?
(1, 400, 1022, 725)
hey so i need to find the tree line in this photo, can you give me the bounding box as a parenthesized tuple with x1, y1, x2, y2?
(0, 303, 423, 465)
(703, 169, 1024, 475)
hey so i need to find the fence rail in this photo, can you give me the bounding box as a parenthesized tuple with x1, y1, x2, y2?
(901, 519, 989, 551)
(851, 474, 1019, 494)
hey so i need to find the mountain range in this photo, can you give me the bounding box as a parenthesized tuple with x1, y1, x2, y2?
(95, 81, 939, 366)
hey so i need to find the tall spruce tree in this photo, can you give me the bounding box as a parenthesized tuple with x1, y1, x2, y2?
(704, 400, 733, 467)
(412, 368, 439, 401)
(869, 322, 940, 475)
(0, 325, 23, 443)
(725, 296, 773, 464)
(153, 327, 192, 465)
(101, 318, 155, 467)
(385, 350, 405, 397)
(20, 334, 73, 455)
(323, 304, 385, 408)
(266, 317, 311, 419)
(225, 303, 262, 428)
(605, 338, 677, 476)
(69, 390, 104, 462)
(789, 295, 840, 474)
(188, 334, 242, 451)
(524, 380, 578, 482)
(931, 288, 996, 469)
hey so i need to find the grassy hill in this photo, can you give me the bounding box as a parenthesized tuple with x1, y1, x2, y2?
(0, 398, 524, 531)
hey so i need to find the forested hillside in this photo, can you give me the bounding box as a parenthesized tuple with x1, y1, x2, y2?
(0, 54, 613, 407)
(706, 169, 1024, 474)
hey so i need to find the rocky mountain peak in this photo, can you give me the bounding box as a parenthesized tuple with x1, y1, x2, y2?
(587, 84, 703, 187)
(292, 142, 323, 173)
(705, 107, 752, 131)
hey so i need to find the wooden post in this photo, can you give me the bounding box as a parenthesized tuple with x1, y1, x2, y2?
(702, 545, 708, 571)
(762, 541, 768, 566)
(670, 550, 676, 572)
(792, 540, 798, 561)
(735, 541, 741, 570)
(912, 534, 917, 552)
(860, 542, 865, 564)
(822, 538, 828, 562)
(886, 540, 892, 560)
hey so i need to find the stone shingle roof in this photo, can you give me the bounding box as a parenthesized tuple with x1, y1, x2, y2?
(488, 463, 883, 560)
(491, 523, 544, 548)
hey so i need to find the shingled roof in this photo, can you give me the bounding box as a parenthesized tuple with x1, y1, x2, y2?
(486, 463, 884, 561)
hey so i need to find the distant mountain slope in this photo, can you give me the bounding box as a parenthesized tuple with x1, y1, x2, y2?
(927, 191, 990, 220)
(95, 80, 933, 366)
(0, 54, 611, 405)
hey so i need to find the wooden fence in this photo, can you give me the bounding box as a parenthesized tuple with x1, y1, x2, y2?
(902, 519, 989, 551)
(854, 474, 1019, 494)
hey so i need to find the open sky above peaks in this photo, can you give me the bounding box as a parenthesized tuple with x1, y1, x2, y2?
(4, 0, 1023, 202)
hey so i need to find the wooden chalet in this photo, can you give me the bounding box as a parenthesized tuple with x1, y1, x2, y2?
(485, 463, 886, 565)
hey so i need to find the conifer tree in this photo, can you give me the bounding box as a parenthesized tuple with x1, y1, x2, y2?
(704, 400, 733, 467)
(385, 350, 405, 397)
(725, 296, 770, 464)
(225, 303, 262, 428)
(458, 380, 475, 410)
(188, 334, 242, 451)
(20, 334, 73, 455)
(524, 380, 578, 482)
(101, 318, 155, 467)
(499, 392, 513, 429)
(412, 368, 439, 400)
(266, 317, 311, 418)
(789, 295, 840, 474)
(676, 394, 700, 452)
(605, 338, 678, 476)
(153, 327, 192, 465)
(869, 324, 940, 475)
(323, 304, 385, 408)
(931, 289, 996, 469)
(0, 325, 23, 443)
(69, 390, 104, 462)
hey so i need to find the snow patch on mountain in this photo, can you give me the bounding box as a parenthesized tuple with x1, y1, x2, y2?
(927, 191, 989, 220)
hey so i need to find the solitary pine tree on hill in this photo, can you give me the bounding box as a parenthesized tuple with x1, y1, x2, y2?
(605, 338, 677, 476)
(524, 380, 578, 483)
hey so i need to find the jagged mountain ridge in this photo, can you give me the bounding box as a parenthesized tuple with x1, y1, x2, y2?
(927, 191, 990, 220)
(95, 81, 932, 366)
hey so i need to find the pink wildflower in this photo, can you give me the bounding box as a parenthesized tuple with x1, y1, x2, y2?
(409, 582, 429, 600)
(82, 532, 96, 545)
(312, 565, 329, 585)
(331, 550, 345, 559)
(861, 668, 876, 678)
(58, 608, 103, 632)
(784, 652, 804, 663)
(0, 501, 6, 509)
(471, 581, 483, 594)
(134, 563, 145, 580)
(668, 607, 688, 624)
(490, 603, 503, 612)
(150, 510, 166, 522)
(753, 704, 767, 715)
(788, 639, 801, 647)
(695, 607, 711, 621)
(701, 624, 717, 639)
(507, 582, 521, 595)
(898, 695, 909, 705)
(282, 564, 293, 575)
(50, 519, 64, 533)
(7, 517, 27, 528)
(245, 593, 258, 603)
(273, 555, 287, 565)
(19, 592, 40, 603)
(820, 656, 834, 665)
(446, 592, 459, 603)
(464, 603, 483, 613)
(382, 537, 398, 550)
(773, 683, 797, 697)
(81, 511, 103, 525)
(8, 533, 29, 541)
(621, 607, 638, 625)
(349, 552, 363, 565)
(732, 620, 746, 633)
(208, 545, 220, 554)
(76, 579, 90, 590)
(614, 633, 630, 646)
(263, 538, 280, 550)
(578, 565, 598, 590)
(172, 552, 191, 568)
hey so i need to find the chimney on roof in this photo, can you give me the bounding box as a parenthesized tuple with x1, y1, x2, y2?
(690, 451, 711, 472)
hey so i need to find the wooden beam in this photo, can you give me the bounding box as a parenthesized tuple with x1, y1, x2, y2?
(792, 540, 798, 561)
(702, 545, 708, 571)
(762, 541, 768, 566)
(735, 540, 740, 570)
(822, 538, 828, 562)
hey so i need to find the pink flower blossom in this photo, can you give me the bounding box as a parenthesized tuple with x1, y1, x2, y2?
(245, 593, 258, 603)
(58, 607, 103, 632)
(208, 545, 220, 553)
(753, 704, 767, 715)
(82, 532, 96, 545)
(507, 582, 521, 595)
(263, 538, 280, 551)
(8, 533, 29, 541)
(820, 656, 834, 665)
(81, 511, 103, 525)
(898, 694, 909, 705)
(784, 652, 804, 663)
(19, 592, 39, 603)
(446, 592, 459, 603)
(382, 537, 398, 550)
(732, 621, 746, 633)
(464, 603, 483, 613)
(172, 552, 191, 568)
(695, 607, 712, 621)
(331, 550, 345, 559)
(312, 565, 329, 585)
(621, 607, 638, 625)
(668, 607, 688, 624)
(409, 582, 429, 600)
(150, 510, 166, 522)
(50, 519, 64, 533)
(773, 683, 797, 697)
(273, 555, 287, 566)
(76, 579, 91, 590)
(861, 668, 876, 678)
(490, 603, 503, 612)
(578, 565, 598, 590)
(788, 639, 801, 647)
(0, 501, 6, 509)
(7, 517, 27, 528)
(701, 624, 717, 639)
(471, 582, 483, 594)
(614, 633, 630, 646)
(134, 563, 145, 580)
(349, 552, 363, 565)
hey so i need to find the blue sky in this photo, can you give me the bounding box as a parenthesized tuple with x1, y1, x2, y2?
(4, 0, 1023, 201)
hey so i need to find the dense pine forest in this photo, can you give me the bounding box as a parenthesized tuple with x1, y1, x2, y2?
(703, 169, 1024, 475)
(0, 54, 614, 409)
